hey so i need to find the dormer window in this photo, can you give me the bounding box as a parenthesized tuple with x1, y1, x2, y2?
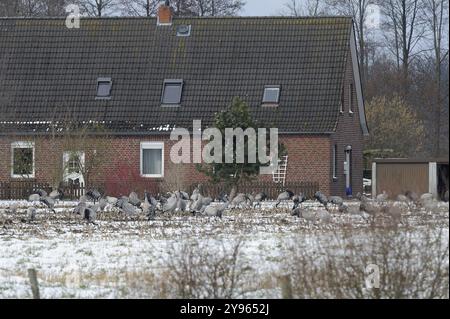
(161, 79, 183, 106)
(96, 77, 112, 99)
(262, 86, 281, 105)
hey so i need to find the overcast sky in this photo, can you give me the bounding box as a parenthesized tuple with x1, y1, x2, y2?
(242, 0, 286, 16)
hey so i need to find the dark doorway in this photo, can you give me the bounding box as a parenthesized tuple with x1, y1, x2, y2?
(437, 164, 449, 201)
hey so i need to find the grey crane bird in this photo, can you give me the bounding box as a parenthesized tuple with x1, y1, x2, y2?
(252, 192, 267, 209)
(28, 193, 40, 202)
(106, 196, 118, 205)
(292, 193, 307, 210)
(120, 201, 138, 215)
(83, 205, 98, 225)
(86, 189, 101, 203)
(176, 196, 189, 212)
(162, 193, 179, 214)
(356, 192, 370, 202)
(329, 196, 344, 206)
(397, 194, 410, 203)
(231, 193, 249, 209)
(98, 198, 108, 212)
(376, 191, 389, 202)
(142, 191, 157, 220)
(190, 186, 201, 201)
(73, 201, 87, 215)
(49, 189, 64, 201)
(291, 207, 300, 217)
(27, 207, 37, 222)
(420, 193, 434, 202)
(359, 201, 379, 221)
(9, 202, 19, 215)
(40, 196, 56, 213)
(128, 191, 141, 207)
(204, 198, 229, 218)
(191, 194, 213, 215)
(115, 196, 129, 209)
(35, 189, 48, 197)
(246, 193, 254, 207)
(216, 191, 229, 203)
(405, 191, 419, 203)
(275, 190, 294, 208)
(314, 191, 328, 209)
(178, 191, 190, 201)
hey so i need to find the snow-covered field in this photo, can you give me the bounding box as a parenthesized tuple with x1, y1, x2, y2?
(0, 200, 448, 299)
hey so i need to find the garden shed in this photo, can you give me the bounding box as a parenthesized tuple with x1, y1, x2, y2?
(372, 158, 449, 200)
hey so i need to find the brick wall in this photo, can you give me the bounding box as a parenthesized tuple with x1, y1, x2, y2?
(329, 50, 365, 197)
(1, 134, 332, 195)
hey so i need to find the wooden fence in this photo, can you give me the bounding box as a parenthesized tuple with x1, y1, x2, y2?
(0, 181, 52, 200)
(0, 180, 319, 201)
(0, 181, 91, 200)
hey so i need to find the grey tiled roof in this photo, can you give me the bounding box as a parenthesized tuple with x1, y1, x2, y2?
(0, 17, 352, 134)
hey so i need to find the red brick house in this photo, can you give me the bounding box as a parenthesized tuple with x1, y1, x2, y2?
(0, 6, 369, 197)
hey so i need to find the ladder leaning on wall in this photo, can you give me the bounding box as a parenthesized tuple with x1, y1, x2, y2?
(272, 155, 288, 186)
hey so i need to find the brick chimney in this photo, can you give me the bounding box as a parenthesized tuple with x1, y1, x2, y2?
(157, 0, 173, 26)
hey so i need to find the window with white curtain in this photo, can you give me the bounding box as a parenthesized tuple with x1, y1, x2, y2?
(140, 142, 164, 177)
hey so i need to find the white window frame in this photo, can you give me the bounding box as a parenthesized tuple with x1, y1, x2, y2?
(161, 79, 184, 106)
(11, 141, 35, 179)
(140, 142, 164, 178)
(348, 82, 354, 114)
(96, 77, 112, 100)
(332, 144, 338, 180)
(262, 85, 281, 105)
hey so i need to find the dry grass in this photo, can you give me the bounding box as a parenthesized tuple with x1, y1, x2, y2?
(282, 225, 449, 299)
(160, 238, 251, 298)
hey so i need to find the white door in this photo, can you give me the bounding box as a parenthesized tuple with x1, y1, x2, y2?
(63, 151, 85, 187)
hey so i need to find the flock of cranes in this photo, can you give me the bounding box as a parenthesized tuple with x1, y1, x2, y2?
(0, 184, 446, 226)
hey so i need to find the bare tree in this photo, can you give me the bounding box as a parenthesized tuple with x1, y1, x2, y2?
(378, 0, 426, 95)
(1, 0, 71, 17)
(171, 0, 245, 17)
(0, 0, 21, 16)
(326, 0, 374, 84)
(75, 0, 118, 16)
(119, 0, 159, 16)
(19, 0, 46, 15)
(283, 0, 327, 16)
(43, 0, 68, 16)
(422, 0, 449, 156)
